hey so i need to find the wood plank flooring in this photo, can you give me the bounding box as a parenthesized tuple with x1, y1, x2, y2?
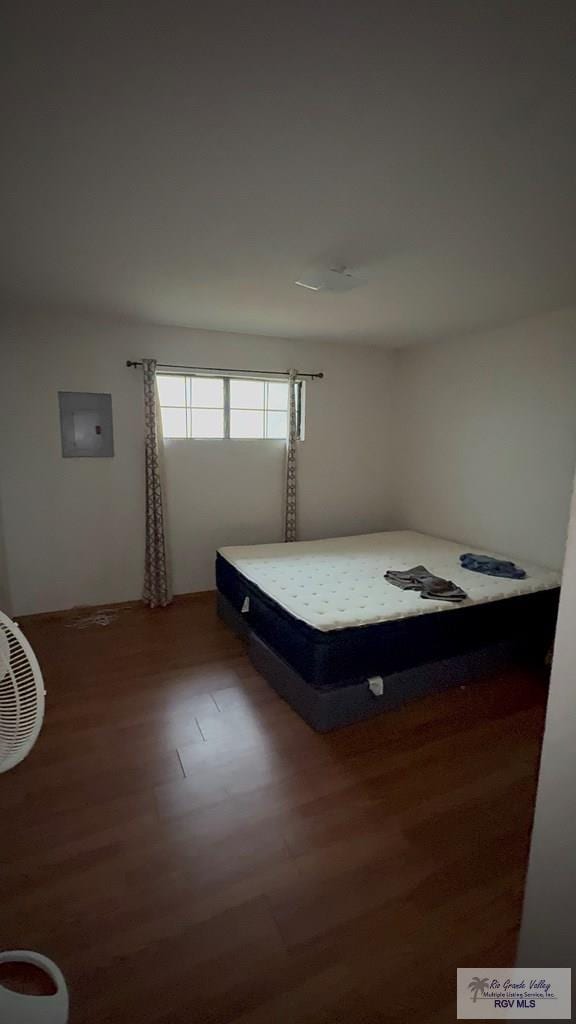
(0, 594, 548, 1023)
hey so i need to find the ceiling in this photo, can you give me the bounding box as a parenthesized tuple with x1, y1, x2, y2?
(1, 1, 576, 346)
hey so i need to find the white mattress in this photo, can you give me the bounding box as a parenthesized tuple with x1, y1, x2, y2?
(218, 531, 560, 632)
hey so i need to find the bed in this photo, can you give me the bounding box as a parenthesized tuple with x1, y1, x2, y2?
(216, 531, 560, 731)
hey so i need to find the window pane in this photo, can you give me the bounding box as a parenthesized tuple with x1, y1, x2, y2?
(266, 411, 287, 438)
(161, 407, 187, 438)
(157, 375, 186, 406)
(230, 380, 264, 410)
(190, 408, 224, 438)
(230, 409, 264, 438)
(191, 377, 224, 408)
(266, 381, 288, 410)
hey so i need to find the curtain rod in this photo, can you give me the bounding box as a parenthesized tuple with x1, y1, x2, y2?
(126, 360, 323, 380)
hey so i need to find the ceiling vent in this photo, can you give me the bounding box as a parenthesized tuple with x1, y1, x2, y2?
(294, 267, 365, 293)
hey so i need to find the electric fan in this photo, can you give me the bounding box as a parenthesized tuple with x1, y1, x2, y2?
(0, 610, 69, 1024)
(0, 610, 45, 773)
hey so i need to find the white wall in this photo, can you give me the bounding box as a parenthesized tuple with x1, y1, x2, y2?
(0, 477, 12, 615)
(0, 311, 394, 615)
(517, 475, 576, 967)
(390, 309, 576, 570)
(3, 305, 575, 616)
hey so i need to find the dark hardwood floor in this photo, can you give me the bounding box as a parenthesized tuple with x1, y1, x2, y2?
(1, 595, 548, 1023)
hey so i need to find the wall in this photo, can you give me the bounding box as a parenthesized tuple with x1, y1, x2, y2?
(0, 476, 12, 615)
(3, 305, 575, 616)
(517, 474, 576, 967)
(0, 311, 394, 615)
(390, 309, 576, 570)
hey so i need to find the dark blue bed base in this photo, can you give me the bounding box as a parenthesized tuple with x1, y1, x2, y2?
(216, 553, 559, 692)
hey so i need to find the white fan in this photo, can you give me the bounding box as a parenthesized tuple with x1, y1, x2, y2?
(0, 610, 45, 773)
(0, 611, 68, 1024)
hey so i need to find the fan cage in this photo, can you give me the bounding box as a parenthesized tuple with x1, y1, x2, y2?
(0, 611, 45, 773)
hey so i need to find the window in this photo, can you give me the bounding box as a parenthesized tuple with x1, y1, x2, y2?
(157, 374, 304, 440)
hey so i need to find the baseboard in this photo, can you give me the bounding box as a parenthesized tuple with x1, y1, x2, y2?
(16, 589, 216, 624)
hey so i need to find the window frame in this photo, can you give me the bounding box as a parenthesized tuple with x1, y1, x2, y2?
(157, 372, 305, 441)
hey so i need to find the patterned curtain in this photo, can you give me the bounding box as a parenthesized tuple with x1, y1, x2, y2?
(284, 369, 298, 542)
(142, 359, 172, 607)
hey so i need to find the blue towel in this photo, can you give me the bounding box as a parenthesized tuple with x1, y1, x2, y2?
(460, 553, 526, 580)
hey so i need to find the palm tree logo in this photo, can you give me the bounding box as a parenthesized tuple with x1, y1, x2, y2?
(468, 977, 490, 1002)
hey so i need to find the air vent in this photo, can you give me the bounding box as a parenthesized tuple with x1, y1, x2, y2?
(294, 267, 365, 293)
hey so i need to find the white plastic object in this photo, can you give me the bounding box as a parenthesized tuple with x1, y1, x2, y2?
(0, 611, 45, 773)
(367, 675, 384, 697)
(0, 951, 69, 1023)
(241, 596, 250, 614)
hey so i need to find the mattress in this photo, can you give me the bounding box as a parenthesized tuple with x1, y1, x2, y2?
(218, 532, 559, 630)
(216, 531, 560, 690)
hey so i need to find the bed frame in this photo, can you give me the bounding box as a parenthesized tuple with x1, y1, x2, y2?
(217, 587, 558, 732)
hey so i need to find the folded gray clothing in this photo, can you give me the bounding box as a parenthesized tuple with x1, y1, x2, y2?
(420, 583, 467, 602)
(384, 565, 429, 590)
(385, 565, 468, 603)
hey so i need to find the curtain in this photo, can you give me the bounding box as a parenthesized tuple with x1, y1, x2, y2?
(284, 369, 298, 542)
(142, 359, 172, 607)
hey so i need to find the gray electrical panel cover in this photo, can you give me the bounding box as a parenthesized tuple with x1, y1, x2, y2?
(58, 392, 114, 458)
